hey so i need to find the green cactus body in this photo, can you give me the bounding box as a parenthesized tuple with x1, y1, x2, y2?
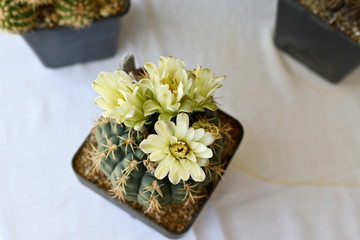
(93, 110, 227, 212)
(0, 0, 37, 33)
(56, 0, 98, 28)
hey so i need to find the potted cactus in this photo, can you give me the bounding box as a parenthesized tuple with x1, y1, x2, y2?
(72, 54, 244, 238)
(274, 0, 360, 83)
(0, 0, 130, 67)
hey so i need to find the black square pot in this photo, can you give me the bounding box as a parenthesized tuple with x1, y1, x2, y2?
(21, 1, 130, 68)
(72, 110, 244, 239)
(274, 0, 360, 83)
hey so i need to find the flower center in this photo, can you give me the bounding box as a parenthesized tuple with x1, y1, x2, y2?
(117, 92, 125, 102)
(169, 141, 189, 160)
(161, 78, 177, 93)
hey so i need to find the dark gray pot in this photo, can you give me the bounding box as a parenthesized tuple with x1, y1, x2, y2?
(21, 1, 130, 68)
(274, 0, 360, 83)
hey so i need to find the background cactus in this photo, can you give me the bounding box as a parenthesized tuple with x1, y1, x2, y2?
(91, 110, 228, 213)
(0, 0, 38, 33)
(56, 0, 98, 28)
(98, 0, 127, 17)
(0, 0, 128, 33)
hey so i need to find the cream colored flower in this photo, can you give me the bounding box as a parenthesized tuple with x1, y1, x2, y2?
(139, 113, 216, 184)
(190, 65, 225, 111)
(139, 56, 195, 121)
(92, 70, 147, 130)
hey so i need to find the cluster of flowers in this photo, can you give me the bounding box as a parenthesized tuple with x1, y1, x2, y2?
(93, 56, 225, 184)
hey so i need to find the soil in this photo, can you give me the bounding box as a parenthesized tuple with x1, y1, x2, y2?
(297, 0, 360, 43)
(73, 110, 243, 234)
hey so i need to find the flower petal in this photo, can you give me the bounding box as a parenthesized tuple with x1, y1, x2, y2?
(139, 138, 162, 153)
(195, 147, 213, 158)
(158, 91, 174, 110)
(143, 100, 161, 116)
(155, 120, 174, 138)
(149, 150, 166, 162)
(197, 158, 209, 167)
(159, 113, 173, 121)
(187, 151, 197, 163)
(192, 128, 205, 142)
(203, 101, 218, 111)
(189, 162, 206, 182)
(170, 160, 180, 173)
(155, 161, 170, 180)
(180, 159, 192, 171)
(179, 99, 194, 113)
(144, 62, 159, 82)
(133, 121, 145, 131)
(198, 132, 216, 146)
(147, 135, 169, 148)
(189, 142, 207, 153)
(175, 113, 189, 139)
(170, 136, 178, 145)
(176, 81, 184, 102)
(167, 103, 181, 112)
(178, 165, 190, 181)
(183, 128, 195, 143)
(168, 169, 181, 184)
(164, 154, 176, 166)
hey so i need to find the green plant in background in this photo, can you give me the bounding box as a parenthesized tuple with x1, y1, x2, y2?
(0, 0, 128, 33)
(56, 0, 98, 28)
(98, 0, 127, 17)
(0, 0, 37, 33)
(89, 56, 231, 214)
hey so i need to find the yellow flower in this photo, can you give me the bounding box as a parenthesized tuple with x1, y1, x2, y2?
(92, 70, 147, 130)
(190, 65, 225, 111)
(140, 56, 195, 121)
(139, 113, 215, 184)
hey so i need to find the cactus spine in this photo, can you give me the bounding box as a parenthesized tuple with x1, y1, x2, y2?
(0, 0, 37, 33)
(91, 110, 228, 214)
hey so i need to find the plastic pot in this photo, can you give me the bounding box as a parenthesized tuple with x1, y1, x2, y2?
(72, 109, 244, 239)
(274, 0, 360, 83)
(21, 1, 130, 68)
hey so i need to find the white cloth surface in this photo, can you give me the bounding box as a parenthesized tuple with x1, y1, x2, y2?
(1, 0, 360, 239)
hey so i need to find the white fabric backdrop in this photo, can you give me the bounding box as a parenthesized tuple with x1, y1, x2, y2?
(1, 0, 360, 239)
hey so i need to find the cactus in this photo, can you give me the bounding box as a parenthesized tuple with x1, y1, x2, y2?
(0, 0, 38, 33)
(97, 0, 127, 17)
(56, 0, 98, 28)
(0, 0, 128, 33)
(91, 110, 227, 213)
